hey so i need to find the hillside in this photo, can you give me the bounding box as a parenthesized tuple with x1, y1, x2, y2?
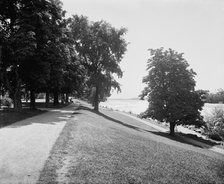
(38, 103, 224, 184)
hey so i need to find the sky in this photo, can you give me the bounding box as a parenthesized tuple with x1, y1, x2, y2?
(61, 0, 224, 98)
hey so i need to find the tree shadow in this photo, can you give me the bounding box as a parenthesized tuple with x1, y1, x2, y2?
(0, 109, 46, 128)
(0, 104, 80, 129)
(177, 132, 220, 147)
(72, 112, 82, 115)
(148, 131, 205, 148)
(79, 105, 145, 132)
(22, 102, 70, 109)
(79, 105, 220, 149)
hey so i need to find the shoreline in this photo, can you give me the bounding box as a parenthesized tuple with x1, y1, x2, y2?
(38, 101, 224, 183)
(99, 104, 224, 149)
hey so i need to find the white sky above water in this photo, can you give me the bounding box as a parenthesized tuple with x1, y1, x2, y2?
(62, 0, 224, 98)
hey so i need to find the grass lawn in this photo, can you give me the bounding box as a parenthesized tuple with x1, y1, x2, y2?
(0, 102, 69, 128)
(38, 105, 224, 184)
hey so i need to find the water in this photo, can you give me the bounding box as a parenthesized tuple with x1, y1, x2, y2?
(201, 103, 224, 117)
(100, 99, 224, 117)
(100, 99, 148, 114)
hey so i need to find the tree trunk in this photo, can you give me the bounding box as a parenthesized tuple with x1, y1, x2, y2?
(94, 86, 99, 112)
(65, 93, 69, 103)
(61, 94, 65, 104)
(53, 91, 59, 106)
(45, 92, 49, 107)
(12, 77, 22, 112)
(13, 88, 22, 112)
(5, 65, 22, 111)
(0, 94, 2, 109)
(25, 89, 29, 102)
(30, 90, 36, 110)
(169, 122, 175, 135)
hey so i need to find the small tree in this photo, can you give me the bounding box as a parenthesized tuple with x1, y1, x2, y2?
(204, 108, 224, 141)
(141, 48, 204, 135)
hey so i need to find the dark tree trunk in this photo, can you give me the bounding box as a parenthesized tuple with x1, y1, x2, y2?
(0, 95, 2, 109)
(65, 93, 69, 103)
(13, 79, 22, 112)
(53, 91, 59, 106)
(94, 86, 99, 112)
(61, 93, 65, 104)
(25, 88, 29, 102)
(13, 90, 22, 112)
(169, 122, 175, 135)
(6, 65, 22, 111)
(30, 90, 36, 110)
(45, 92, 49, 107)
(5, 18, 22, 112)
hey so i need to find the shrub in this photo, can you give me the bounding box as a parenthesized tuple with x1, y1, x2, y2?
(204, 108, 224, 141)
(0, 97, 13, 108)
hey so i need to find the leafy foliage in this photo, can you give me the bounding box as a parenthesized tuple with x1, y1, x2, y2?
(141, 48, 204, 134)
(0, 2, 127, 111)
(69, 15, 127, 111)
(0, 96, 12, 108)
(204, 108, 224, 141)
(0, 0, 38, 110)
(204, 89, 224, 103)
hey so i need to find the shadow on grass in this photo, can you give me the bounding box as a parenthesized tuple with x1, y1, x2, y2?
(79, 105, 145, 132)
(80, 105, 220, 149)
(149, 131, 206, 148)
(72, 112, 82, 115)
(178, 132, 220, 147)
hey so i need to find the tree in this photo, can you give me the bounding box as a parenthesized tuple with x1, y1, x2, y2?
(0, 0, 37, 111)
(70, 15, 127, 111)
(1, 0, 70, 109)
(61, 59, 86, 102)
(21, 0, 69, 108)
(205, 89, 224, 103)
(141, 48, 204, 135)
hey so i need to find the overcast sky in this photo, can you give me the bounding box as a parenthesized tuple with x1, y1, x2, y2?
(62, 0, 224, 98)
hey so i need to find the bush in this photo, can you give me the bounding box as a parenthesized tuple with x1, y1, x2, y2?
(204, 108, 224, 141)
(0, 97, 13, 108)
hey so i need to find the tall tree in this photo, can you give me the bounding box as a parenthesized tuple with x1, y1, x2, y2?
(20, 0, 54, 109)
(70, 15, 127, 111)
(141, 48, 204, 135)
(61, 58, 86, 102)
(0, 0, 70, 109)
(0, 0, 36, 111)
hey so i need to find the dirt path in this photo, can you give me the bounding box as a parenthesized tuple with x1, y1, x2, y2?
(0, 104, 77, 184)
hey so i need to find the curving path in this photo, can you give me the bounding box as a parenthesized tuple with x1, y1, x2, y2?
(0, 104, 77, 184)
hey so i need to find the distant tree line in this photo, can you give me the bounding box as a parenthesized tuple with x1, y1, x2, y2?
(0, 0, 127, 111)
(203, 89, 224, 104)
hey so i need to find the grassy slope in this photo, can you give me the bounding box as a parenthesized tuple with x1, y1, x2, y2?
(38, 105, 224, 184)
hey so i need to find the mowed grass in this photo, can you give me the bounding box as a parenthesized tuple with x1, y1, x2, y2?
(38, 105, 224, 184)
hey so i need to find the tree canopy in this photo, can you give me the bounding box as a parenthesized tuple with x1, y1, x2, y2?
(69, 15, 127, 111)
(141, 48, 204, 135)
(0, 1, 127, 111)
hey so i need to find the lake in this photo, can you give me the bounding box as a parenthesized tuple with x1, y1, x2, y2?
(100, 99, 148, 114)
(100, 99, 224, 116)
